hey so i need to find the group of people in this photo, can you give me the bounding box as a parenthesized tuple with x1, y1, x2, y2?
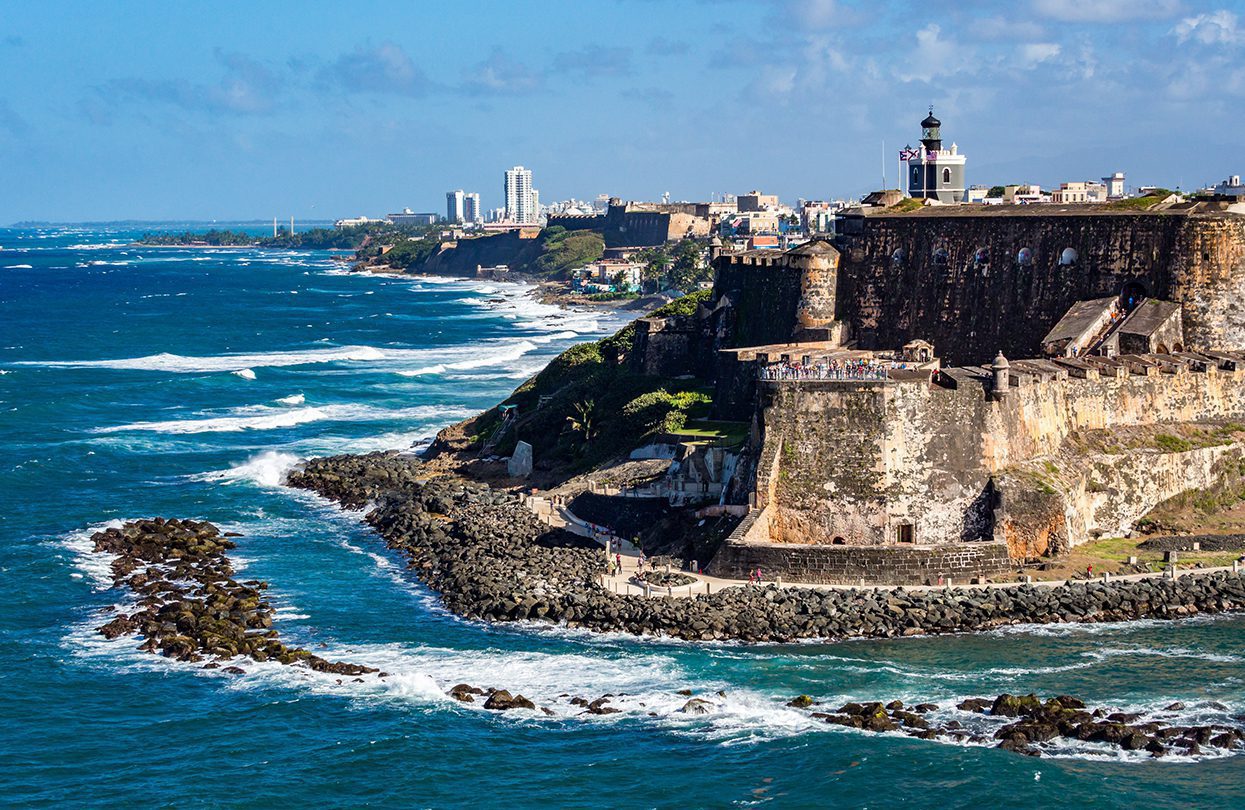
(759, 357, 900, 382)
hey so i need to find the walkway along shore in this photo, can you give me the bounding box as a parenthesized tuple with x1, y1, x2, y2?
(286, 452, 1245, 643)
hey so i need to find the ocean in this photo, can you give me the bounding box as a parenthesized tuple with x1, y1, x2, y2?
(2, 225, 1243, 808)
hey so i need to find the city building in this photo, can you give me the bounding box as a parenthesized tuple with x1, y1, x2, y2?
(387, 208, 438, 226)
(1051, 181, 1108, 204)
(1002, 184, 1048, 205)
(334, 216, 384, 229)
(737, 190, 779, 212)
(463, 192, 482, 224)
(446, 190, 466, 223)
(1213, 176, 1245, 196)
(902, 107, 968, 204)
(966, 185, 990, 204)
(1103, 171, 1126, 199)
(504, 166, 536, 224)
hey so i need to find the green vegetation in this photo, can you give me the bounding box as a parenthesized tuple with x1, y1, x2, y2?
(587, 291, 640, 302)
(1154, 433, 1194, 453)
(986, 185, 1005, 198)
(531, 227, 605, 277)
(1107, 189, 1176, 211)
(140, 221, 440, 251)
(472, 290, 717, 472)
(633, 239, 710, 293)
(669, 420, 749, 446)
(888, 197, 925, 213)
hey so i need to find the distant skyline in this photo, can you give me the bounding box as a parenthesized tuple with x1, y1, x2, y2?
(2, 0, 1244, 223)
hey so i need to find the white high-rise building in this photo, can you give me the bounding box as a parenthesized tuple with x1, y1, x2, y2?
(463, 192, 482, 224)
(504, 166, 535, 223)
(446, 190, 465, 223)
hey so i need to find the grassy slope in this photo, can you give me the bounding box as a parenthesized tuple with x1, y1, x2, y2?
(464, 290, 713, 473)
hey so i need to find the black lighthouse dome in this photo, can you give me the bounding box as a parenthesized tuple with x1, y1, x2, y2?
(920, 106, 942, 150)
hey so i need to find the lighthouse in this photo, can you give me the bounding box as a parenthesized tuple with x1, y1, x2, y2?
(902, 107, 967, 204)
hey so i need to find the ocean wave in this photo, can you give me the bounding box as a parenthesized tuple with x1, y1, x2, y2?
(190, 450, 303, 487)
(94, 403, 473, 435)
(57, 519, 127, 590)
(15, 334, 579, 375)
(233, 368, 257, 380)
(395, 340, 538, 376)
(276, 393, 305, 406)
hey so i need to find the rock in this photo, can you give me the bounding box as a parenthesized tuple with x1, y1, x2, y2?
(1164, 701, 1186, 711)
(787, 695, 815, 709)
(507, 441, 533, 478)
(483, 690, 537, 711)
(222, 666, 246, 675)
(957, 698, 991, 713)
(991, 693, 1041, 718)
(679, 698, 714, 715)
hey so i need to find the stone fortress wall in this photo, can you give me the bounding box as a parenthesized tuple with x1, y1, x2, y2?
(751, 355, 1245, 555)
(833, 209, 1245, 366)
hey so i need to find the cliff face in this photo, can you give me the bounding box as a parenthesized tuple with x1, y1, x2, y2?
(832, 211, 1245, 366)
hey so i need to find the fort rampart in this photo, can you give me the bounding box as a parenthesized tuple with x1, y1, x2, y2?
(833, 209, 1245, 365)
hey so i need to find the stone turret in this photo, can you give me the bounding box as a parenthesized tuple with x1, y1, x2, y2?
(991, 351, 1010, 400)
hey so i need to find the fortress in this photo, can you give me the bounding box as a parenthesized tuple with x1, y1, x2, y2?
(625, 201, 1245, 584)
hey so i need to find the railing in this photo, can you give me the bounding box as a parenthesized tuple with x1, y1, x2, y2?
(759, 362, 893, 382)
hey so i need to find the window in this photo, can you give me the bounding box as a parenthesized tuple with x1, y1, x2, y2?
(895, 524, 914, 544)
(1059, 247, 1078, 266)
(942, 167, 951, 184)
(1017, 247, 1034, 266)
(832, 536, 846, 546)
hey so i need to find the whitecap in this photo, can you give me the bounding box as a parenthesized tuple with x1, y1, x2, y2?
(233, 368, 257, 380)
(5, 264, 32, 269)
(190, 450, 303, 487)
(276, 393, 305, 406)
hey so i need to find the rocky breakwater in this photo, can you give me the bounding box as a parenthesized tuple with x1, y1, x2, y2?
(288, 452, 1245, 642)
(793, 693, 1245, 759)
(93, 518, 377, 676)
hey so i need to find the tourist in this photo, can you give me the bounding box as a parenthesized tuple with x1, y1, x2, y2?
(755, 567, 763, 584)
(1086, 563, 1093, 578)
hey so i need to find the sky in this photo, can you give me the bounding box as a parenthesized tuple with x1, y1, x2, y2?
(2, 0, 1244, 223)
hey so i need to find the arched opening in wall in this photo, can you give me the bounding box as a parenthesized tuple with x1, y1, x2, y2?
(1156, 343, 1170, 354)
(1120, 281, 1148, 311)
(895, 523, 915, 544)
(1173, 342, 1184, 352)
(933, 248, 949, 266)
(891, 248, 905, 267)
(1017, 247, 1034, 266)
(1059, 247, 1078, 265)
(832, 536, 846, 545)
(942, 167, 951, 184)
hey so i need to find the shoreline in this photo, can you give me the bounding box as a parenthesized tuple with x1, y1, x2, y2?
(285, 452, 1245, 643)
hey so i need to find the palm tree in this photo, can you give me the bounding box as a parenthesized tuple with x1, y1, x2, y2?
(567, 399, 597, 451)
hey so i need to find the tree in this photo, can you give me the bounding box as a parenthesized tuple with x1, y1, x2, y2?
(635, 246, 672, 292)
(987, 186, 1005, 198)
(668, 239, 709, 292)
(566, 399, 598, 452)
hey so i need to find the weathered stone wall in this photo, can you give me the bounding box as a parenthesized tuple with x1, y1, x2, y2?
(631, 315, 700, 377)
(833, 211, 1245, 366)
(713, 254, 807, 349)
(708, 534, 1012, 585)
(753, 364, 1245, 554)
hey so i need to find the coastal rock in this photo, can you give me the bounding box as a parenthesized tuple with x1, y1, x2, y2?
(284, 452, 1245, 645)
(90, 518, 377, 678)
(679, 698, 714, 715)
(483, 690, 537, 711)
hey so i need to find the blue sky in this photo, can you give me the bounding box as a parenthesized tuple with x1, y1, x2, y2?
(2, 0, 1243, 222)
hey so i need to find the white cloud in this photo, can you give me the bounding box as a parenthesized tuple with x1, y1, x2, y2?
(897, 25, 965, 82)
(1173, 10, 1244, 45)
(972, 16, 1047, 41)
(1019, 42, 1062, 68)
(1033, 0, 1179, 23)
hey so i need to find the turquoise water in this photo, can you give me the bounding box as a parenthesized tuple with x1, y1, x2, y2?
(2, 226, 1244, 808)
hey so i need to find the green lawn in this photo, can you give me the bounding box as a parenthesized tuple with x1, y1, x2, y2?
(669, 420, 749, 446)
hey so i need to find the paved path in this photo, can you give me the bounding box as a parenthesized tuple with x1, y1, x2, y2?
(524, 494, 1243, 599)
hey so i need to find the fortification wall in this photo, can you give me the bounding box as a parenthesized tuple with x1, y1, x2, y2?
(708, 508, 1011, 584)
(833, 212, 1245, 365)
(754, 363, 1245, 553)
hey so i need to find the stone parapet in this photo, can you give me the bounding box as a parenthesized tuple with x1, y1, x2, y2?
(707, 537, 1012, 585)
